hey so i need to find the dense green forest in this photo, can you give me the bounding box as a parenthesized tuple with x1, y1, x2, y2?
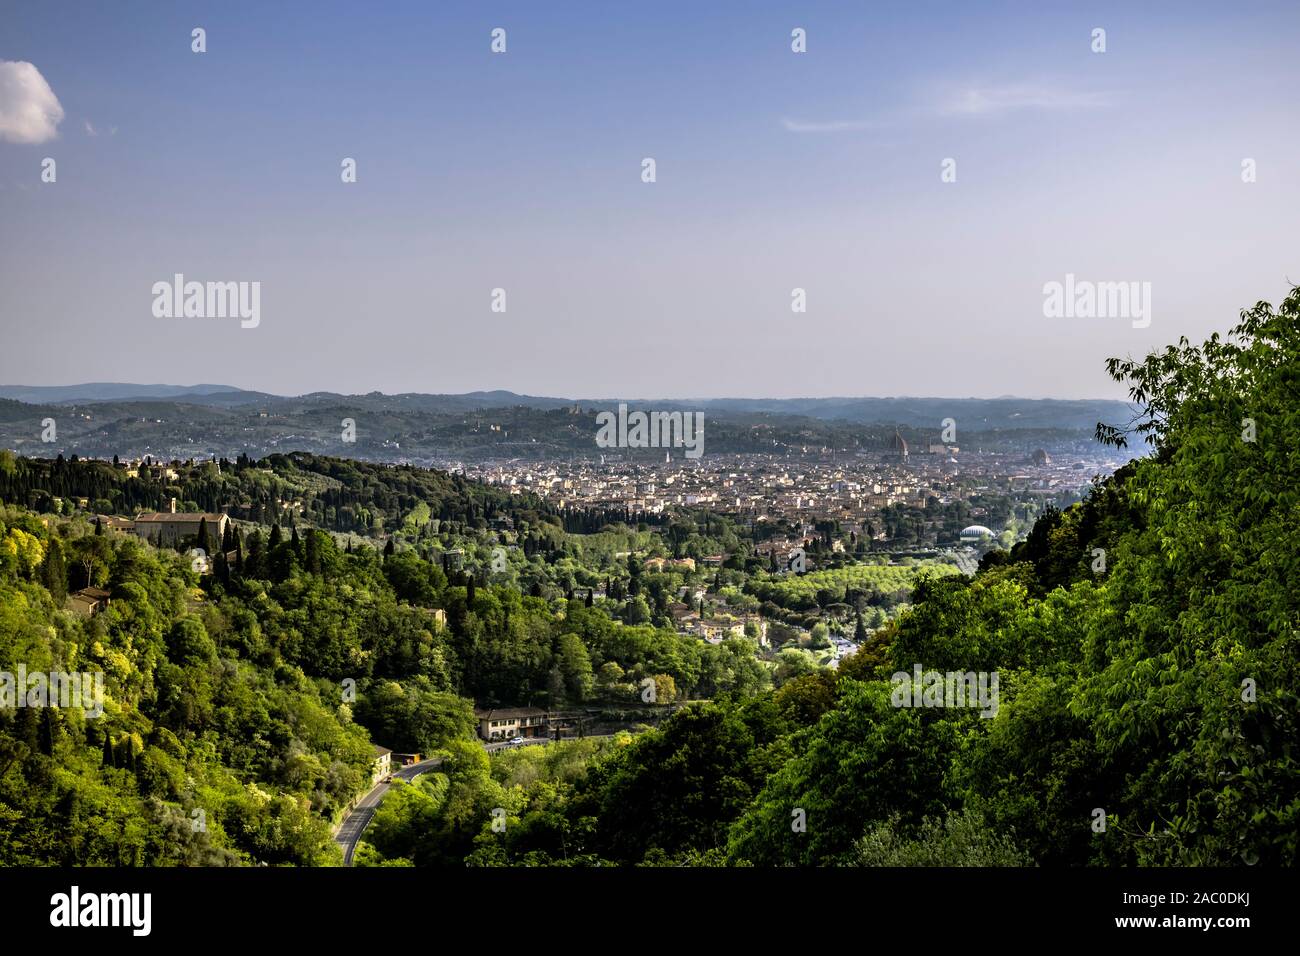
(0, 465, 769, 864)
(0, 450, 645, 538)
(1, 290, 1296, 866)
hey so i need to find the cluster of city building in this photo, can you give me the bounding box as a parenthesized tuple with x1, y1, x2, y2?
(463, 440, 1122, 540)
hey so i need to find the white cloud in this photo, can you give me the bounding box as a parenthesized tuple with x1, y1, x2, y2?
(940, 84, 1112, 116)
(84, 119, 97, 136)
(0, 60, 65, 144)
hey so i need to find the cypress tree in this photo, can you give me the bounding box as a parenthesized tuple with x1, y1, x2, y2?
(305, 530, 321, 575)
(41, 537, 68, 603)
(246, 529, 264, 578)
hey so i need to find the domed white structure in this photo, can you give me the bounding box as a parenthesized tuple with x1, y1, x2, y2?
(960, 525, 996, 541)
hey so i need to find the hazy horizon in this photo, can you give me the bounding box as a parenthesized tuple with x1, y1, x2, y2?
(0, 378, 1137, 405)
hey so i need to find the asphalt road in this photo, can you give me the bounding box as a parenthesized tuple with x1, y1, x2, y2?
(483, 737, 550, 753)
(333, 756, 443, 866)
(334, 736, 617, 865)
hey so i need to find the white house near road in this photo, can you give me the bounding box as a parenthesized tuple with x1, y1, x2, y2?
(474, 707, 548, 741)
(371, 745, 392, 784)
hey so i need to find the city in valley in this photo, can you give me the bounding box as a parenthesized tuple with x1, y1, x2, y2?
(1, 405, 1125, 685)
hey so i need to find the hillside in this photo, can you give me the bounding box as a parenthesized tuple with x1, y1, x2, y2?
(0, 389, 1131, 463)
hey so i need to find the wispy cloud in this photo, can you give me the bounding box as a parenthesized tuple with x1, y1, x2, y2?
(939, 83, 1113, 116)
(781, 117, 879, 133)
(782, 81, 1110, 133)
(84, 119, 97, 136)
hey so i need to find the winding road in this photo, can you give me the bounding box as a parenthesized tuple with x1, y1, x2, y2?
(333, 756, 444, 866)
(333, 736, 599, 865)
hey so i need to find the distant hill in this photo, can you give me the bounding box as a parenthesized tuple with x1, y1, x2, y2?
(0, 383, 1133, 462)
(0, 383, 1130, 427)
(682, 397, 1132, 431)
(0, 382, 266, 405)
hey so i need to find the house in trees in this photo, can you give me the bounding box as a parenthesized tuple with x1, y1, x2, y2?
(668, 601, 698, 628)
(132, 509, 229, 547)
(474, 707, 549, 741)
(133, 510, 229, 548)
(96, 515, 137, 535)
(643, 557, 696, 572)
(67, 586, 111, 617)
(123, 462, 178, 482)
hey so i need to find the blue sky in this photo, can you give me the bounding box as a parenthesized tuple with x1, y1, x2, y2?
(1, 1, 1297, 399)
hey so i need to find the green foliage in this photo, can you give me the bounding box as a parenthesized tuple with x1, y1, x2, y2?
(750, 562, 960, 612)
(726, 680, 963, 865)
(855, 807, 1033, 866)
(352, 681, 474, 755)
(573, 699, 791, 863)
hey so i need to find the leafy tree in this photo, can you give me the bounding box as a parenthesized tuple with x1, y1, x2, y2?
(855, 807, 1032, 867)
